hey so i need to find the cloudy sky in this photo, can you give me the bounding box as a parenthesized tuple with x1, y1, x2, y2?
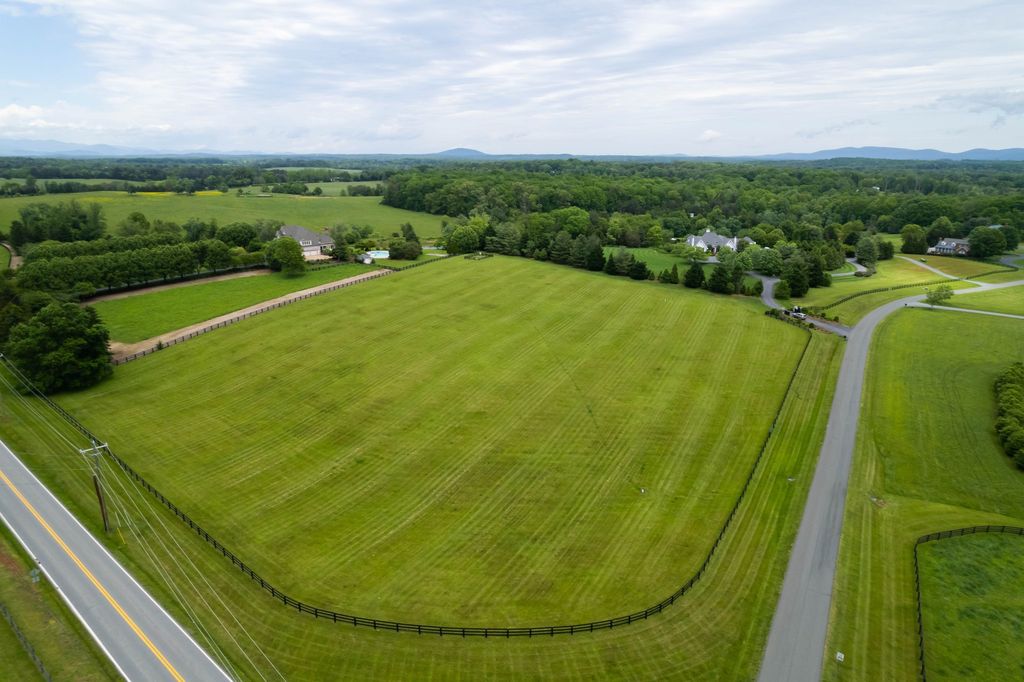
(1, 0, 1022, 154)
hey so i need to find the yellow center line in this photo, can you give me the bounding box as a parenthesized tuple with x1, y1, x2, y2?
(0, 467, 185, 682)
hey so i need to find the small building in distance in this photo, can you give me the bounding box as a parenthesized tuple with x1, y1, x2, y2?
(685, 229, 754, 254)
(929, 237, 970, 256)
(276, 225, 334, 261)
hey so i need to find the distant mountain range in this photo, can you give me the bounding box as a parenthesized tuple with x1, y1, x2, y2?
(1, 138, 1023, 161)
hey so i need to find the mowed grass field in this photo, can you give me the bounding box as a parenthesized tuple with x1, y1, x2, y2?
(799, 258, 974, 324)
(61, 256, 809, 626)
(0, 266, 843, 680)
(914, 255, 1008, 279)
(824, 309, 1024, 682)
(0, 191, 448, 238)
(944, 285, 1024, 316)
(0, 526, 115, 680)
(918, 533, 1024, 681)
(92, 262, 375, 342)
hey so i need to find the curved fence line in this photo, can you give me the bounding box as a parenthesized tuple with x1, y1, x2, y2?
(0, 328, 812, 638)
(112, 270, 393, 365)
(912, 524, 1024, 681)
(809, 277, 952, 313)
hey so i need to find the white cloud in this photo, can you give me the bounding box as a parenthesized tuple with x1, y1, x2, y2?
(2, 0, 1023, 153)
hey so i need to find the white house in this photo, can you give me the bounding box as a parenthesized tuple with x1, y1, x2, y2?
(685, 229, 753, 254)
(275, 225, 334, 261)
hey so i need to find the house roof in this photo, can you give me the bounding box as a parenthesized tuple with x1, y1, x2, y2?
(936, 237, 969, 247)
(688, 230, 752, 249)
(277, 224, 334, 247)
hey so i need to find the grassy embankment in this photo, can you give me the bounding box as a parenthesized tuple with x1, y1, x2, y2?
(0, 526, 116, 680)
(824, 310, 1024, 681)
(0, 191, 448, 239)
(0, 256, 843, 680)
(92, 262, 375, 342)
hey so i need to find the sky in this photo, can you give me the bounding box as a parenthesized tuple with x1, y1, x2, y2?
(0, 0, 1022, 155)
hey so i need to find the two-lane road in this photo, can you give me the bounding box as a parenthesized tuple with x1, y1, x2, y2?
(758, 276, 1024, 681)
(0, 439, 232, 681)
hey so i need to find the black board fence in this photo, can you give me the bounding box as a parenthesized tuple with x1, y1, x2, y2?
(112, 269, 392, 365)
(0, 329, 812, 638)
(912, 524, 1024, 681)
(0, 601, 53, 682)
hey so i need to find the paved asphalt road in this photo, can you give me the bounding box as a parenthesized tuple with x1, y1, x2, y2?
(0, 439, 232, 682)
(757, 276, 1024, 681)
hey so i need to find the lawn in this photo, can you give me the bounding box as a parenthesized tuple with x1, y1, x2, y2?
(0, 526, 116, 680)
(910, 255, 1006, 279)
(0, 191, 448, 239)
(824, 310, 1024, 682)
(830, 262, 856, 275)
(944, 285, 1024, 316)
(0, 256, 844, 680)
(92, 262, 375, 342)
(917, 532, 1024, 681)
(798, 258, 971, 324)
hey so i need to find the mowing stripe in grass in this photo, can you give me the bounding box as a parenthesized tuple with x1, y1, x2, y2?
(0, 322, 813, 637)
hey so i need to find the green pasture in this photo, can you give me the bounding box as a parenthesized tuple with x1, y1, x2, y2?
(918, 533, 1024, 681)
(0, 191, 448, 239)
(911, 255, 1006, 279)
(798, 258, 973, 324)
(92, 263, 375, 342)
(0, 256, 844, 679)
(944, 286, 1024, 316)
(0, 526, 115, 680)
(824, 309, 1024, 682)
(242, 181, 382, 197)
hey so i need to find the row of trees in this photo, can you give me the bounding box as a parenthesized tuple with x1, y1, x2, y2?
(23, 233, 182, 262)
(16, 240, 245, 292)
(995, 362, 1024, 469)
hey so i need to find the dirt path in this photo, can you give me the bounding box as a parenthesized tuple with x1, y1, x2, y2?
(2, 243, 21, 270)
(110, 269, 391, 362)
(88, 268, 270, 303)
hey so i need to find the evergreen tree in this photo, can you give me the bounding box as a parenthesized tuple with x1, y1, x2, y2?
(583, 236, 606, 271)
(548, 230, 572, 264)
(707, 265, 732, 293)
(628, 259, 650, 280)
(683, 261, 705, 288)
(568, 235, 587, 268)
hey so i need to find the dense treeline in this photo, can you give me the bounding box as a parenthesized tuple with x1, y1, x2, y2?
(383, 161, 1024, 235)
(10, 201, 106, 247)
(996, 363, 1024, 469)
(0, 157, 394, 194)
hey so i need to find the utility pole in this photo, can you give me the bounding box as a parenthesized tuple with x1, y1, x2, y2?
(80, 441, 110, 533)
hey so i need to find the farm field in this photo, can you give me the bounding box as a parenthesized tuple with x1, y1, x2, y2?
(0, 526, 115, 681)
(0, 191, 448, 238)
(0, 256, 844, 679)
(91, 262, 376, 342)
(824, 310, 1024, 682)
(241, 181, 382, 197)
(943, 285, 1024, 316)
(918, 532, 1024, 681)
